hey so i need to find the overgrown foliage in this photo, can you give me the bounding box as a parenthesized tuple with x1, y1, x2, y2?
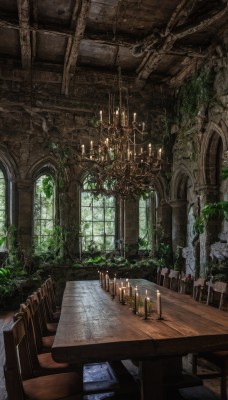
(176, 66, 215, 130)
(194, 168, 228, 235)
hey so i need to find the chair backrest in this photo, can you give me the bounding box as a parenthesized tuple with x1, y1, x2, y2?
(158, 267, 169, 287)
(4, 317, 33, 400)
(207, 281, 228, 309)
(193, 278, 206, 301)
(16, 302, 40, 369)
(28, 291, 48, 347)
(168, 269, 180, 291)
(45, 276, 57, 311)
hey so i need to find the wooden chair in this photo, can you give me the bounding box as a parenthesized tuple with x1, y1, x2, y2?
(192, 281, 228, 400)
(179, 273, 193, 294)
(45, 277, 61, 319)
(206, 281, 228, 310)
(36, 287, 58, 334)
(3, 317, 83, 400)
(168, 269, 180, 291)
(27, 292, 55, 351)
(157, 267, 169, 287)
(15, 304, 81, 376)
(192, 277, 206, 302)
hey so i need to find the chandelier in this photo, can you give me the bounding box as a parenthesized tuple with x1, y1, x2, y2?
(79, 69, 163, 197)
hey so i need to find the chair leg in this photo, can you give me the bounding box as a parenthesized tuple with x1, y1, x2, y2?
(221, 373, 227, 400)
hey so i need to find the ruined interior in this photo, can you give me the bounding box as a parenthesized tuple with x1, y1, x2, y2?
(0, 0, 227, 272)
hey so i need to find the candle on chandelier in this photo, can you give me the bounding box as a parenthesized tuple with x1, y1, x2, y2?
(148, 143, 152, 157)
(81, 144, 85, 155)
(133, 112, 136, 122)
(158, 148, 162, 160)
(121, 111, 125, 127)
(90, 140, 93, 151)
(142, 122, 145, 131)
(99, 110, 103, 122)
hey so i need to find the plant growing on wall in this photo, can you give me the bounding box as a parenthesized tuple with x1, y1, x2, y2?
(176, 66, 215, 130)
(194, 168, 228, 235)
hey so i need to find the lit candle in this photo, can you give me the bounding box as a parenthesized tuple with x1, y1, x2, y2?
(81, 144, 85, 155)
(144, 296, 148, 319)
(99, 110, 103, 122)
(157, 290, 162, 318)
(122, 288, 126, 304)
(142, 122, 145, 131)
(90, 140, 93, 151)
(133, 112, 136, 122)
(148, 143, 152, 157)
(121, 111, 125, 126)
(158, 148, 162, 160)
(134, 287, 138, 314)
(113, 274, 116, 296)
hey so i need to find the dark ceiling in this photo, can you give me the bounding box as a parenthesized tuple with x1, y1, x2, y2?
(0, 0, 227, 102)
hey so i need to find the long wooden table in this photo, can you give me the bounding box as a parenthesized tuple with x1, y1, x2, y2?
(52, 279, 228, 400)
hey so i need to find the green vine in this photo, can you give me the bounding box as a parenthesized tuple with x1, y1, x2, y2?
(194, 168, 228, 235)
(176, 66, 215, 131)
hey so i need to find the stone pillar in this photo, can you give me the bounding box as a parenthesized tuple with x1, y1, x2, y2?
(157, 200, 172, 248)
(59, 177, 80, 259)
(124, 197, 139, 258)
(17, 179, 33, 253)
(170, 200, 188, 252)
(198, 186, 219, 272)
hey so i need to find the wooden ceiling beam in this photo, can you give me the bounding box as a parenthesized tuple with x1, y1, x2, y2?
(17, 0, 31, 71)
(61, 0, 91, 96)
(137, 2, 228, 82)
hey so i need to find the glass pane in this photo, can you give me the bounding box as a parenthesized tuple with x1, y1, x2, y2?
(105, 221, 115, 235)
(105, 236, 115, 250)
(93, 222, 104, 235)
(93, 207, 104, 222)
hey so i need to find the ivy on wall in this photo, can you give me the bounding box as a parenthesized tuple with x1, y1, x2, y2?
(176, 66, 215, 130)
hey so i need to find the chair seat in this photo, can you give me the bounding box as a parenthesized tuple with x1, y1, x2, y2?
(37, 353, 70, 372)
(46, 322, 58, 333)
(23, 371, 82, 400)
(42, 335, 55, 350)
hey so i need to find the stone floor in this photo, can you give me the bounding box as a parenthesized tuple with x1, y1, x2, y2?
(0, 312, 226, 400)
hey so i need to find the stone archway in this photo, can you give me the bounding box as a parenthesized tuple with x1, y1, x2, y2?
(198, 121, 228, 264)
(170, 164, 196, 274)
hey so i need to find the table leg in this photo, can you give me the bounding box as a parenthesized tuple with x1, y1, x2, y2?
(139, 356, 183, 400)
(139, 359, 164, 400)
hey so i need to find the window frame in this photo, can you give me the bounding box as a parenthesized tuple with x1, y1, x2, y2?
(80, 176, 116, 253)
(33, 172, 56, 253)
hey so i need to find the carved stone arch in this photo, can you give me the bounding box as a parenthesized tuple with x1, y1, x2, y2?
(170, 163, 194, 201)
(152, 175, 167, 204)
(200, 121, 228, 186)
(0, 147, 17, 180)
(26, 156, 58, 181)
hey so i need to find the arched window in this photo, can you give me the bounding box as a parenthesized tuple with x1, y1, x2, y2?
(139, 191, 157, 251)
(0, 166, 7, 250)
(33, 174, 55, 253)
(81, 176, 116, 252)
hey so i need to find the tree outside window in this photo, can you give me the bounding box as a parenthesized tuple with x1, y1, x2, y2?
(81, 176, 115, 252)
(139, 192, 157, 251)
(33, 174, 55, 253)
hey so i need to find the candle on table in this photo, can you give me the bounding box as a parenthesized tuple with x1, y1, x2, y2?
(157, 290, 162, 318)
(134, 287, 138, 314)
(144, 296, 148, 319)
(113, 275, 116, 296)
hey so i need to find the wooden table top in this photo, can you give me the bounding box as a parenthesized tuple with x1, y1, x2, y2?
(52, 279, 228, 365)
